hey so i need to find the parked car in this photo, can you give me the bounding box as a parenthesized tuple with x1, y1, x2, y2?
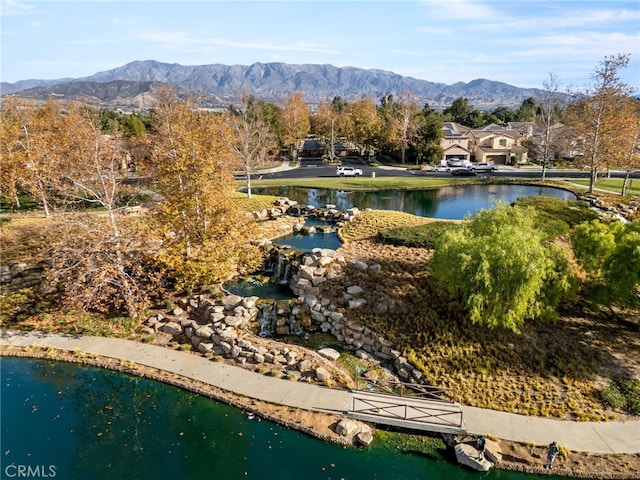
(429, 166, 451, 173)
(336, 166, 363, 177)
(471, 162, 498, 173)
(451, 168, 477, 177)
(447, 158, 463, 167)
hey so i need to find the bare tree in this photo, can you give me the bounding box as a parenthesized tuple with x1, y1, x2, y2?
(619, 97, 640, 196)
(43, 102, 157, 318)
(535, 72, 565, 181)
(567, 54, 634, 193)
(227, 97, 276, 198)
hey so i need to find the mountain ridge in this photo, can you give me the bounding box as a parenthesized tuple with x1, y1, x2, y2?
(1, 60, 544, 110)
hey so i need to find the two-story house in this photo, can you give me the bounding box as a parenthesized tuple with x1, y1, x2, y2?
(440, 122, 473, 163)
(468, 124, 528, 165)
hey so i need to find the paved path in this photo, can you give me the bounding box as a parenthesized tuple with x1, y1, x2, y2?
(1, 330, 638, 454)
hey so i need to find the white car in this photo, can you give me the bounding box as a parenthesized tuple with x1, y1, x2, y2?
(429, 166, 451, 173)
(472, 162, 498, 173)
(336, 166, 363, 177)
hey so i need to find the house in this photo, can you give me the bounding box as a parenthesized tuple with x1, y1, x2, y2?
(468, 125, 528, 165)
(440, 122, 473, 163)
(507, 122, 535, 138)
(440, 122, 528, 165)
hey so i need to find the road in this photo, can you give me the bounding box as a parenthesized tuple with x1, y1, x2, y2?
(253, 157, 638, 182)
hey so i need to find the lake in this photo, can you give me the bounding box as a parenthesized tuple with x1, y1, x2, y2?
(1, 357, 565, 480)
(253, 184, 576, 220)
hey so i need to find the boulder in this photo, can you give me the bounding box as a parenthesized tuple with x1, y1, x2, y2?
(196, 341, 214, 354)
(222, 294, 243, 310)
(318, 348, 341, 361)
(454, 443, 492, 472)
(485, 439, 503, 464)
(195, 325, 215, 339)
(315, 367, 331, 382)
(351, 261, 368, 271)
(346, 285, 364, 295)
(356, 429, 374, 446)
(159, 322, 182, 336)
(348, 298, 367, 309)
(334, 419, 359, 437)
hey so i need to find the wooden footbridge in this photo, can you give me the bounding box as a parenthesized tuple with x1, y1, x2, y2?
(347, 377, 467, 435)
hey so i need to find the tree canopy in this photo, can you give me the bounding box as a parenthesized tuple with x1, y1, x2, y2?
(430, 202, 571, 331)
(572, 219, 640, 309)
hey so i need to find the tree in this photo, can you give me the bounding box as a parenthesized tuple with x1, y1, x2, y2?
(567, 54, 634, 193)
(344, 97, 385, 158)
(150, 89, 260, 290)
(385, 94, 422, 164)
(410, 108, 444, 165)
(313, 101, 343, 162)
(618, 96, 640, 196)
(21, 101, 162, 318)
(516, 97, 538, 122)
(430, 203, 571, 331)
(279, 92, 310, 161)
(572, 220, 640, 309)
(0, 99, 68, 216)
(535, 72, 565, 180)
(228, 96, 277, 198)
(443, 97, 473, 124)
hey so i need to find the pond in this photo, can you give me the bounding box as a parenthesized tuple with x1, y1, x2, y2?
(253, 184, 576, 220)
(1, 357, 565, 480)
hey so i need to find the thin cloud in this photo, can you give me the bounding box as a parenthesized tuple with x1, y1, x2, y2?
(0, 0, 38, 16)
(137, 30, 339, 55)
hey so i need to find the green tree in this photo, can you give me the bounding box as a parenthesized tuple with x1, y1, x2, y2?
(443, 97, 473, 124)
(430, 203, 571, 331)
(410, 109, 444, 164)
(572, 220, 640, 308)
(121, 114, 147, 138)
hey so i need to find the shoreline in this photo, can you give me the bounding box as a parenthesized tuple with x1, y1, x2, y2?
(2, 345, 638, 480)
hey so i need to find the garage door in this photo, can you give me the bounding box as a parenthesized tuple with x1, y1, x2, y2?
(487, 154, 508, 164)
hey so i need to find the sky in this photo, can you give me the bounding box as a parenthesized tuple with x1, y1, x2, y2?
(1, 0, 639, 90)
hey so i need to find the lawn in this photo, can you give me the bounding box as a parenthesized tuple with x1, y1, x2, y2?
(563, 177, 640, 197)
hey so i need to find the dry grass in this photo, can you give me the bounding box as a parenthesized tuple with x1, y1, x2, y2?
(327, 239, 640, 421)
(339, 209, 435, 243)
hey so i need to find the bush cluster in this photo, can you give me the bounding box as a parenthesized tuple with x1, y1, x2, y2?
(601, 379, 640, 415)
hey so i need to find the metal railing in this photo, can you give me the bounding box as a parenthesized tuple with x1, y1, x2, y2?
(354, 376, 456, 403)
(350, 391, 464, 429)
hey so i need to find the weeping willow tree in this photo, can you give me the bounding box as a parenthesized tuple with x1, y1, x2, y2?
(430, 202, 572, 332)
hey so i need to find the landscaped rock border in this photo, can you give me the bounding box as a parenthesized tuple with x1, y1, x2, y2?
(142, 197, 438, 393)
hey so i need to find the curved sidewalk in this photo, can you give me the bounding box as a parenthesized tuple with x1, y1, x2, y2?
(1, 330, 638, 455)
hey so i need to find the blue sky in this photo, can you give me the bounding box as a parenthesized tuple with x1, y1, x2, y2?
(2, 0, 639, 90)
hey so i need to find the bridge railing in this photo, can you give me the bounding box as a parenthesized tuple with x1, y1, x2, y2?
(354, 376, 456, 403)
(350, 391, 465, 430)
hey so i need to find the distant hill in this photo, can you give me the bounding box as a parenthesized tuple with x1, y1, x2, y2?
(1, 60, 545, 110)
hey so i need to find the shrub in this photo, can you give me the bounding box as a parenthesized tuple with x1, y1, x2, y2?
(600, 384, 627, 411)
(618, 379, 640, 415)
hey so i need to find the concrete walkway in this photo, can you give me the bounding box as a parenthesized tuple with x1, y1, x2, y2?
(1, 330, 638, 454)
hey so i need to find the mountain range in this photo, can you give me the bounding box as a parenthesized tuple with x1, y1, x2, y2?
(1, 60, 545, 111)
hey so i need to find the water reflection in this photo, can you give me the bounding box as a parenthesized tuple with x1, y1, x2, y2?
(253, 185, 575, 220)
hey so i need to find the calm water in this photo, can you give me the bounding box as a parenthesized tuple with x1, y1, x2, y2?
(254, 185, 576, 220)
(1, 358, 565, 480)
(273, 218, 342, 251)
